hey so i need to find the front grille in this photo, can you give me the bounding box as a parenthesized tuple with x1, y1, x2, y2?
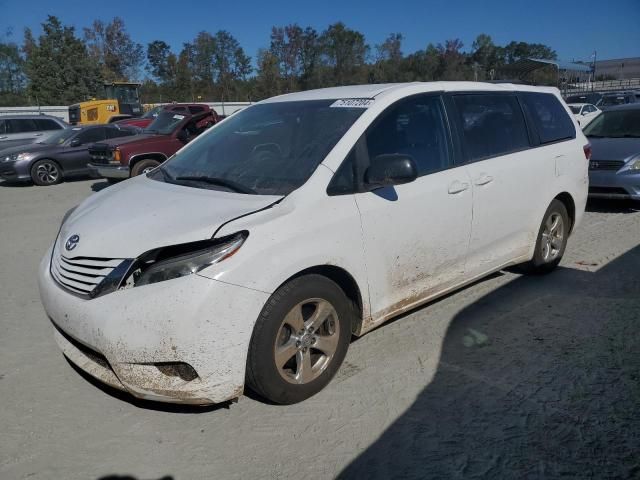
(51, 241, 124, 296)
(589, 160, 624, 171)
(68, 106, 80, 125)
(89, 144, 114, 165)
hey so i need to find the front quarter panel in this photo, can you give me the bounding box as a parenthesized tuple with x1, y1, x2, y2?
(202, 165, 371, 329)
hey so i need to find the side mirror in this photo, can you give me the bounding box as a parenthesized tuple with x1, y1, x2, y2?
(176, 129, 189, 143)
(364, 154, 418, 190)
(69, 138, 81, 147)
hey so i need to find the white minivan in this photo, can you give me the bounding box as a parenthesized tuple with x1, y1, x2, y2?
(39, 82, 589, 405)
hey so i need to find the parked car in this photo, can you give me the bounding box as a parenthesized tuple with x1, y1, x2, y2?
(565, 92, 603, 106)
(0, 114, 68, 152)
(115, 103, 218, 129)
(39, 82, 588, 405)
(599, 92, 638, 109)
(568, 103, 601, 127)
(583, 103, 640, 200)
(88, 110, 214, 179)
(0, 124, 139, 185)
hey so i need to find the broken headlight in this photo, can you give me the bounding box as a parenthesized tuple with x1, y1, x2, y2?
(133, 232, 247, 287)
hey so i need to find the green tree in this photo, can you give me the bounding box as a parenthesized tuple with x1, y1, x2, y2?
(254, 48, 282, 99)
(146, 40, 172, 81)
(319, 23, 368, 86)
(84, 17, 144, 81)
(0, 41, 27, 105)
(24, 16, 102, 105)
(372, 33, 404, 82)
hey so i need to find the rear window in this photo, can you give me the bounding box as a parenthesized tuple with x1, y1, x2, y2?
(107, 127, 137, 138)
(453, 94, 530, 161)
(569, 106, 581, 114)
(188, 106, 205, 114)
(34, 118, 63, 130)
(521, 93, 576, 144)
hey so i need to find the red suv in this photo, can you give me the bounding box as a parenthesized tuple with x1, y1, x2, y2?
(88, 109, 215, 179)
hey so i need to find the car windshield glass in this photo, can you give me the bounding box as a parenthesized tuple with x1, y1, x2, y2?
(144, 111, 186, 134)
(583, 109, 640, 138)
(152, 100, 365, 195)
(569, 106, 581, 114)
(40, 128, 79, 145)
(142, 106, 162, 119)
(600, 96, 627, 106)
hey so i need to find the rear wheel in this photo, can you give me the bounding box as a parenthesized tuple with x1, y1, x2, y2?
(246, 274, 352, 404)
(131, 159, 160, 177)
(30, 159, 62, 186)
(520, 199, 569, 274)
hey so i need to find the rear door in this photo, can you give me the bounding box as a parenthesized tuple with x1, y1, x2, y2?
(4, 118, 42, 149)
(351, 94, 473, 323)
(450, 93, 545, 277)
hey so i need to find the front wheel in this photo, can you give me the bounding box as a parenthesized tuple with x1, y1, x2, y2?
(520, 199, 569, 274)
(31, 159, 62, 186)
(131, 159, 160, 177)
(246, 274, 352, 404)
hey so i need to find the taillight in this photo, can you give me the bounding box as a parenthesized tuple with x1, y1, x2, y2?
(583, 144, 592, 160)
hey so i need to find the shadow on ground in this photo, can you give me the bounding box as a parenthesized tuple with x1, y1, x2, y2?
(339, 245, 640, 479)
(586, 197, 639, 213)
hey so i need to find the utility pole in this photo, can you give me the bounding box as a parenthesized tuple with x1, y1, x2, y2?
(592, 50, 597, 91)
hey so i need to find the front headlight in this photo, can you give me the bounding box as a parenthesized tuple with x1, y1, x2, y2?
(2, 152, 34, 162)
(135, 232, 247, 287)
(629, 158, 640, 171)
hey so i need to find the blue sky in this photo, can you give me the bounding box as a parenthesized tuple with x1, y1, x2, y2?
(1, 0, 638, 64)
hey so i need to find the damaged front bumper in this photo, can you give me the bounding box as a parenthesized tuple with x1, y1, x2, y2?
(38, 248, 269, 404)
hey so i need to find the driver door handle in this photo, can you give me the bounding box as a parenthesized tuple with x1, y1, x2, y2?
(448, 180, 470, 194)
(474, 174, 494, 186)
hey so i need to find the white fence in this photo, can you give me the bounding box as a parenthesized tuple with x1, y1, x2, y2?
(0, 101, 253, 123)
(0, 106, 70, 122)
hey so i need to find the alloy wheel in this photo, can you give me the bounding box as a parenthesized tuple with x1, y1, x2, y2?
(540, 213, 564, 262)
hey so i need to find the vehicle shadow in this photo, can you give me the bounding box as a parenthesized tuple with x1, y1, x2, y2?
(338, 245, 640, 479)
(586, 197, 639, 213)
(66, 359, 233, 414)
(91, 180, 114, 192)
(97, 476, 173, 480)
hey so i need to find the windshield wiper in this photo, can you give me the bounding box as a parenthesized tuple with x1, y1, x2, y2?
(175, 175, 257, 194)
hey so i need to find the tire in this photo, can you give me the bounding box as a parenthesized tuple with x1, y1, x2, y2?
(130, 159, 160, 177)
(520, 199, 570, 274)
(246, 274, 353, 404)
(30, 159, 62, 186)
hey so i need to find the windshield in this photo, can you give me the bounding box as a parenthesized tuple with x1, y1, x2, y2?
(142, 106, 162, 119)
(583, 108, 640, 138)
(569, 106, 581, 114)
(40, 128, 79, 145)
(600, 96, 628, 106)
(144, 111, 186, 134)
(151, 100, 365, 195)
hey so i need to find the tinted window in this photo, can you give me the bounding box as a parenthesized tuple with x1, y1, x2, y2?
(34, 118, 63, 130)
(454, 94, 530, 160)
(106, 127, 137, 139)
(9, 118, 39, 133)
(76, 128, 106, 145)
(0, 119, 6, 134)
(520, 93, 575, 144)
(188, 106, 205, 114)
(569, 106, 581, 114)
(327, 149, 357, 195)
(366, 95, 451, 176)
(583, 109, 640, 138)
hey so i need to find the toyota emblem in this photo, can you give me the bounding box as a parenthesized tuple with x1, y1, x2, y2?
(65, 234, 80, 251)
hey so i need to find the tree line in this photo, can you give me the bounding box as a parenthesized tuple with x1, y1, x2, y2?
(0, 15, 563, 107)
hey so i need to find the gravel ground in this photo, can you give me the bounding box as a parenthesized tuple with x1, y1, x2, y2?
(1, 178, 639, 480)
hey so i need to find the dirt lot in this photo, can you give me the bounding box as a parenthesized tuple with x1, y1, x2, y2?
(1, 178, 639, 480)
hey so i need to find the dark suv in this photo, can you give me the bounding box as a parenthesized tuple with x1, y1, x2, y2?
(88, 110, 214, 179)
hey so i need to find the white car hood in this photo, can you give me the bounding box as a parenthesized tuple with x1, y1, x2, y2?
(58, 176, 282, 259)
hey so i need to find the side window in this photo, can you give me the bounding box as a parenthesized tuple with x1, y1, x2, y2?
(9, 118, 39, 133)
(365, 95, 451, 176)
(0, 119, 6, 134)
(188, 106, 205, 114)
(34, 119, 63, 131)
(520, 92, 576, 144)
(87, 108, 99, 122)
(453, 94, 530, 161)
(106, 127, 136, 139)
(75, 128, 106, 145)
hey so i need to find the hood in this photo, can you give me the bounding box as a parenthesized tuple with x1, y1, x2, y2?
(589, 137, 640, 162)
(58, 175, 282, 259)
(94, 134, 163, 149)
(1, 142, 62, 157)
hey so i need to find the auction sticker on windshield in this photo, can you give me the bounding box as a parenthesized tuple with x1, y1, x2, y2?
(173, 114, 185, 120)
(330, 99, 374, 108)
